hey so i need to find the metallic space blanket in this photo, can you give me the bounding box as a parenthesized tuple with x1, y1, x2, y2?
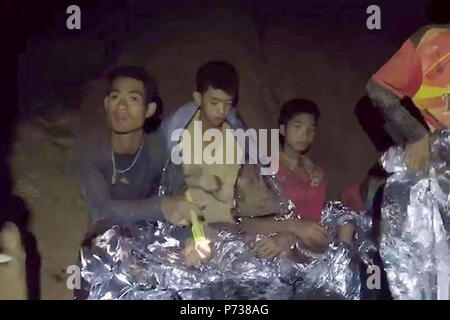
(380, 129, 450, 299)
(80, 202, 373, 300)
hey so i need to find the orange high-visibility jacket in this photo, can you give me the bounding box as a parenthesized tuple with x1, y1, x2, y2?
(372, 24, 450, 130)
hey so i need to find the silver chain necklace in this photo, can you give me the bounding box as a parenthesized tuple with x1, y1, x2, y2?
(111, 139, 144, 185)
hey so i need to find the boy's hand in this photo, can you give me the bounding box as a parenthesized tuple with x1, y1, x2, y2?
(182, 238, 212, 267)
(405, 133, 430, 173)
(161, 195, 196, 226)
(288, 219, 330, 252)
(188, 191, 216, 211)
(185, 168, 221, 192)
(338, 223, 355, 245)
(198, 175, 222, 192)
(255, 232, 296, 259)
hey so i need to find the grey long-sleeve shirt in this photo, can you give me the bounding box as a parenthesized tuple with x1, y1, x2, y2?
(77, 127, 168, 225)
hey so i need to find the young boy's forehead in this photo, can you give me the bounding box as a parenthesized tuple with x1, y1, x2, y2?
(205, 87, 233, 102)
(110, 77, 145, 94)
(289, 113, 315, 124)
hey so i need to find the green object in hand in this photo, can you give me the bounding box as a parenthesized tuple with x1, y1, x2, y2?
(185, 191, 211, 258)
(190, 210, 206, 241)
(185, 191, 206, 242)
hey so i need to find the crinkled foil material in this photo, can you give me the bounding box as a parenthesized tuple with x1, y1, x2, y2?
(380, 129, 450, 300)
(81, 138, 374, 299)
(80, 202, 373, 300)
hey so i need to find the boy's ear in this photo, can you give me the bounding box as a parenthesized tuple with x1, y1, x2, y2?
(104, 96, 109, 111)
(145, 102, 157, 118)
(193, 91, 202, 107)
(279, 124, 286, 136)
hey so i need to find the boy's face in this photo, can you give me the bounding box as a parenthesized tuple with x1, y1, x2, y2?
(104, 77, 156, 134)
(193, 87, 234, 127)
(281, 113, 316, 153)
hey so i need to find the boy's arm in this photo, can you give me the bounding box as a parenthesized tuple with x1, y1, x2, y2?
(239, 216, 294, 235)
(78, 158, 164, 224)
(366, 35, 429, 145)
(240, 216, 330, 251)
(367, 80, 429, 145)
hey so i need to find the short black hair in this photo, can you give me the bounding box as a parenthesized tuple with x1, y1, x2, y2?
(106, 66, 162, 132)
(107, 66, 159, 104)
(196, 61, 239, 105)
(278, 99, 321, 127)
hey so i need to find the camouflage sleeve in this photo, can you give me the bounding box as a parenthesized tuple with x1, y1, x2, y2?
(366, 79, 429, 145)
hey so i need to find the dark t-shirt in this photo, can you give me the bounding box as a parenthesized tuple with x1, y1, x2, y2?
(77, 127, 168, 225)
